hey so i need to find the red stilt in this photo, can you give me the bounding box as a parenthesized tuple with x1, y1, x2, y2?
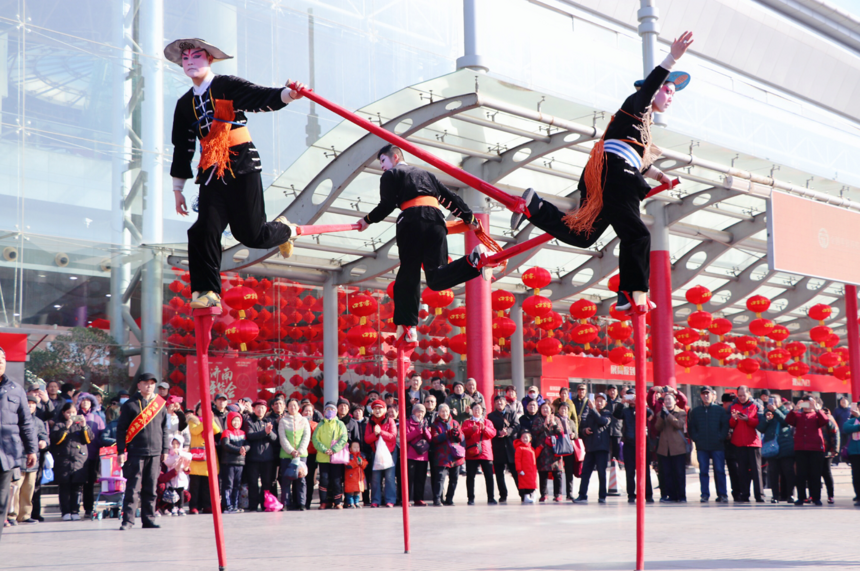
(287, 82, 527, 216)
(396, 347, 411, 553)
(192, 306, 228, 571)
(846, 285, 860, 399)
(295, 223, 361, 236)
(644, 178, 679, 199)
(632, 311, 648, 571)
(649, 249, 675, 388)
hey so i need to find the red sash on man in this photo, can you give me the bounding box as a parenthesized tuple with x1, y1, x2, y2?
(125, 395, 166, 444)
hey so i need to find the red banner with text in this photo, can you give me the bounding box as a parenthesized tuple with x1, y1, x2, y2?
(186, 356, 258, 406)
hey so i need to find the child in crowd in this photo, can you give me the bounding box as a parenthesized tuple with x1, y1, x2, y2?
(220, 411, 249, 513)
(344, 441, 366, 508)
(164, 434, 192, 515)
(514, 432, 537, 504)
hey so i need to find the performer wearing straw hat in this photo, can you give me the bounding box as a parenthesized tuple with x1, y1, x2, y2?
(510, 32, 695, 314)
(164, 38, 307, 311)
(357, 145, 490, 347)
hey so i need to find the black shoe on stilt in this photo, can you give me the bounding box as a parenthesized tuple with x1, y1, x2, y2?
(616, 292, 631, 311)
(510, 188, 536, 231)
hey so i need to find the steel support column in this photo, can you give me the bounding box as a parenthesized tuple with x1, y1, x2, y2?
(323, 275, 339, 404)
(647, 200, 675, 387)
(510, 294, 525, 396)
(845, 285, 860, 399)
(456, 0, 488, 72)
(139, 0, 164, 375)
(637, 0, 664, 126)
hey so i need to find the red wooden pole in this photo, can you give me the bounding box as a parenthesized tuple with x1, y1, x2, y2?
(193, 306, 228, 571)
(846, 285, 860, 399)
(287, 82, 527, 216)
(644, 178, 679, 199)
(396, 347, 411, 553)
(295, 223, 361, 236)
(632, 312, 647, 571)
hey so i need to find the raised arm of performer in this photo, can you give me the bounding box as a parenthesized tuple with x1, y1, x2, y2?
(508, 31, 694, 314)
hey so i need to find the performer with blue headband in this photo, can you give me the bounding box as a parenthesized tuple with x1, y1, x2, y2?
(164, 38, 306, 310)
(511, 31, 694, 314)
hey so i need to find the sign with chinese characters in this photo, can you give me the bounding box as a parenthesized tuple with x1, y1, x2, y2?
(186, 356, 257, 407)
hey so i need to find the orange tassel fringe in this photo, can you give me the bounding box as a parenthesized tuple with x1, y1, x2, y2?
(198, 99, 237, 180)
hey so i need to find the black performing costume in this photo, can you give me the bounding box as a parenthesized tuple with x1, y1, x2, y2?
(363, 163, 481, 326)
(170, 73, 293, 296)
(519, 59, 681, 297)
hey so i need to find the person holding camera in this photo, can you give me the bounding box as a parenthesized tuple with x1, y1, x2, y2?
(429, 404, 465, 506)
(574, 394, 612, 503)
(840, 402, 860, 506)
(785, 395, 829, 506)
(728, 385, 763, 503)
(759, 397, 795, 503)
(50, 402, 94, 520)
(655, 393, 687, 502)
(614, 389, 654, 503)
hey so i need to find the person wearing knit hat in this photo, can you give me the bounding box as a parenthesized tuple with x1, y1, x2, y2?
(312, 402, 348, 509)
(163, 37, 308, 311)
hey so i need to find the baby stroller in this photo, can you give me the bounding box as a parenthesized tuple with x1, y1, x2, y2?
(93, 445, 126, 520)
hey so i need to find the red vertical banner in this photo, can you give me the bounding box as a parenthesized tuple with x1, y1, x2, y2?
(186, 356, 258, 406)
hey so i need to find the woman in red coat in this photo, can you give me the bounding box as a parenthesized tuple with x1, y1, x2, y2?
(786, 396, 829, 506)
(462, 402, 497, 505)
(514, 432, 538, 503)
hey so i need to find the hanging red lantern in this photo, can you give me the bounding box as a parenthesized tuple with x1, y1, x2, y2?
(346, 325, 378, 355)
(674, 328, 700, 350)
(675, 350, 699, 373)
(607, 274, 620, 293)
(492, 290, 516, 317)
(537, 311, 562, 336)
(169, 370, 185, 384)
(522, 295, 552, 324)
(834, 365, 851, 382)
(522, 267, 552, 295)
(708, 342, 733, 365)
(818, 351, 842, 373)
(749, 318, 774, 341)
(708, 318, 732, 341)
(448, 307, 467, 332)
(768, 324, 790, 347)
(687, 310, 712, 332)
(609, 303, 628, 322)
(607, 321, 633, 346)
(449, 334, 467, 360)
(737, 357, 760, 379)
(787, 361, 810, 379)
(224, 320, 259, 352)
(824, 333, 840, 352)
(428, 289, 454, 315)
(685, 285, 712, 309)
(734, 335, 758, 355)
(348, 293, 377, 326)
(420, 288, 439, 311)
(569, 299, 597, 324)
(746, 295, 770, 317)
(808, 304, 832, 324)
(786, 341, 807, 360)
(492, 316, 516, 347)
(222, 286, 258, 318)
(767, 348, 790, 370)
(571, 323, 599, 350)
(536, 337, 562, 362)
(809, 325, 832, 347)
(608, 346, 634, 366)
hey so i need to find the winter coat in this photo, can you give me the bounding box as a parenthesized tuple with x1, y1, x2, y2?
(842, 417, 860, 457)
(655, 407, 687, 457)
(116, 391, 170, 457)
(445, 393, 473, 424)
(729, 401, 761, 448)
(243, 413, 278, 462)
(580, 406, 612, 453)
(51, 419, 93, 483)
(531, 414, 567, 472)
(430, 416, 465, 468)
(606, 397, 624, 438)
(278, 413, 310, 459)
(823, 418, 841, 458)
(833, 405, 852, 433)
(522, 393, 546, 411)
(517, 411, 538, 438)
(219, 412, 249, 466)
(429, 388, 448, 407)
(514, 439, 538, 490)
(404, 416, 432, 461)
(306, 419, 319, 454)
(164, 448, 191, 489)
(785, 409, 828, 452)
(24, 415, 48, 473)
(571, 397, 589, 423)
(188, 415, 222, 476)
(74, 393, 105, 460)
(551, 397, 575, 417)
(487, 408, 520, 464)
(646, 388, 688, 434)
(758, 406, 795, 458)
(101, 419, 118, 447)
(345, 452, 367, 494)
(504, 399, 524, 419)
(211, 405, 228, 432)
(462, 417, 497, 461)
(0, 375, 38, 472)
(688, 404, 729, 451)
(464, 390, 485, 410)
(311, 417, 348, 463)
(614, 404, 652, 442)
(339, 414, 363, 444)
(364, 415, 397, 453)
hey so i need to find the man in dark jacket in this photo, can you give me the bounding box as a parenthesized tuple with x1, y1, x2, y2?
(575, 394, 612, 503)
(688, 387, 729, 503)
(487, 395, 520, 502)
(243, 399, 278, 512)
(405, 375, 429, 417)
(613, 389, 653, 503)
(571, 383, 589, 422)
(116, 372, 170, 530)
(428, 377, 448, 408)
(0, 348, 37, 540)
(337, 398, 362, 444)
(605, 385, 624, 465)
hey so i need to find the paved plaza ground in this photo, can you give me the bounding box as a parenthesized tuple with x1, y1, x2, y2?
(2, 465, 857, 571)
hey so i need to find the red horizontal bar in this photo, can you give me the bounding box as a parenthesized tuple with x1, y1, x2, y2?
(295, 223, 361, 236)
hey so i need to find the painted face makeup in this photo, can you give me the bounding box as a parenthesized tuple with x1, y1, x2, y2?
(182, 48, 211, 81)
(379, 154, 396, 172)
(652, 83, 676, 113)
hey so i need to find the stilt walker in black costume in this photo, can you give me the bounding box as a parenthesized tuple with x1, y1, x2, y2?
(164, 38, 307, 310)
(511, 31, 695, 313)
(357, 145, 491, 346)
